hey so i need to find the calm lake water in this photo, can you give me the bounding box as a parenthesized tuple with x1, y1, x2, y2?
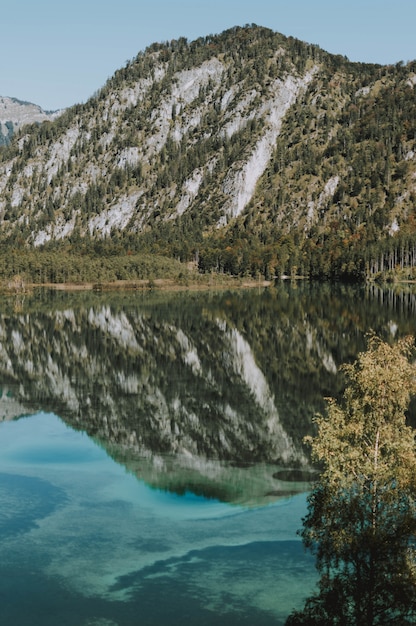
(0, 283, 415, 625)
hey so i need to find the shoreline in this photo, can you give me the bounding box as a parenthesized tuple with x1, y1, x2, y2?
(3, 274, 416, 296)
(0, 276, 274, 295)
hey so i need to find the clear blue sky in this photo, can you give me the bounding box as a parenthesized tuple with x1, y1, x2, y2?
(2, 0, 415, 111)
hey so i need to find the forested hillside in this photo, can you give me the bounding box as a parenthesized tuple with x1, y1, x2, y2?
(0, 25, 415, 282)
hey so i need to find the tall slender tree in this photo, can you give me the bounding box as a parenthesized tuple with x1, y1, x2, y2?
(287, 334, 416, 626)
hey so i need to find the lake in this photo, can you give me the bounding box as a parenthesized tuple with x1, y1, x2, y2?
(0, 282, 415, 625)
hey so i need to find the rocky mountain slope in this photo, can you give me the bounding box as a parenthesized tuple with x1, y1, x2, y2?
(0, 96, 62, 145)
(0, 25, 415, 279)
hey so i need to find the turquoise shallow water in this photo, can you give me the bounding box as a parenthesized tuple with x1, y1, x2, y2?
(0, 412, 316, 625)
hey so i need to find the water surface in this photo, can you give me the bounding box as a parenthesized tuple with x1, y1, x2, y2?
(0, 412, 315, 625)
(0, 283, 414, 625)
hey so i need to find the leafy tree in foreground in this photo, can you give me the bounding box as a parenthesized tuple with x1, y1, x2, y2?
(286, 335, 416, 626)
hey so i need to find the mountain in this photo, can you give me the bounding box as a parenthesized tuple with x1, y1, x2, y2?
(0, 96, 62, 145)
(0, 25, 415, 281)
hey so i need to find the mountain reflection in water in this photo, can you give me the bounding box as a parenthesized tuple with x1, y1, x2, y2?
(1, 283, 415, 502)
(1, 283, 415, 625)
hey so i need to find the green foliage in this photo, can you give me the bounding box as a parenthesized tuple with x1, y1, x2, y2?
(287, 335, 416, 625)
(0, 245, 192, 285)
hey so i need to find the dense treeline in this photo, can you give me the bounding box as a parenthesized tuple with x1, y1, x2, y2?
(125, 215, 416, 281)
(3, 213, 415, 285)
(0, 246, 193, 285)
